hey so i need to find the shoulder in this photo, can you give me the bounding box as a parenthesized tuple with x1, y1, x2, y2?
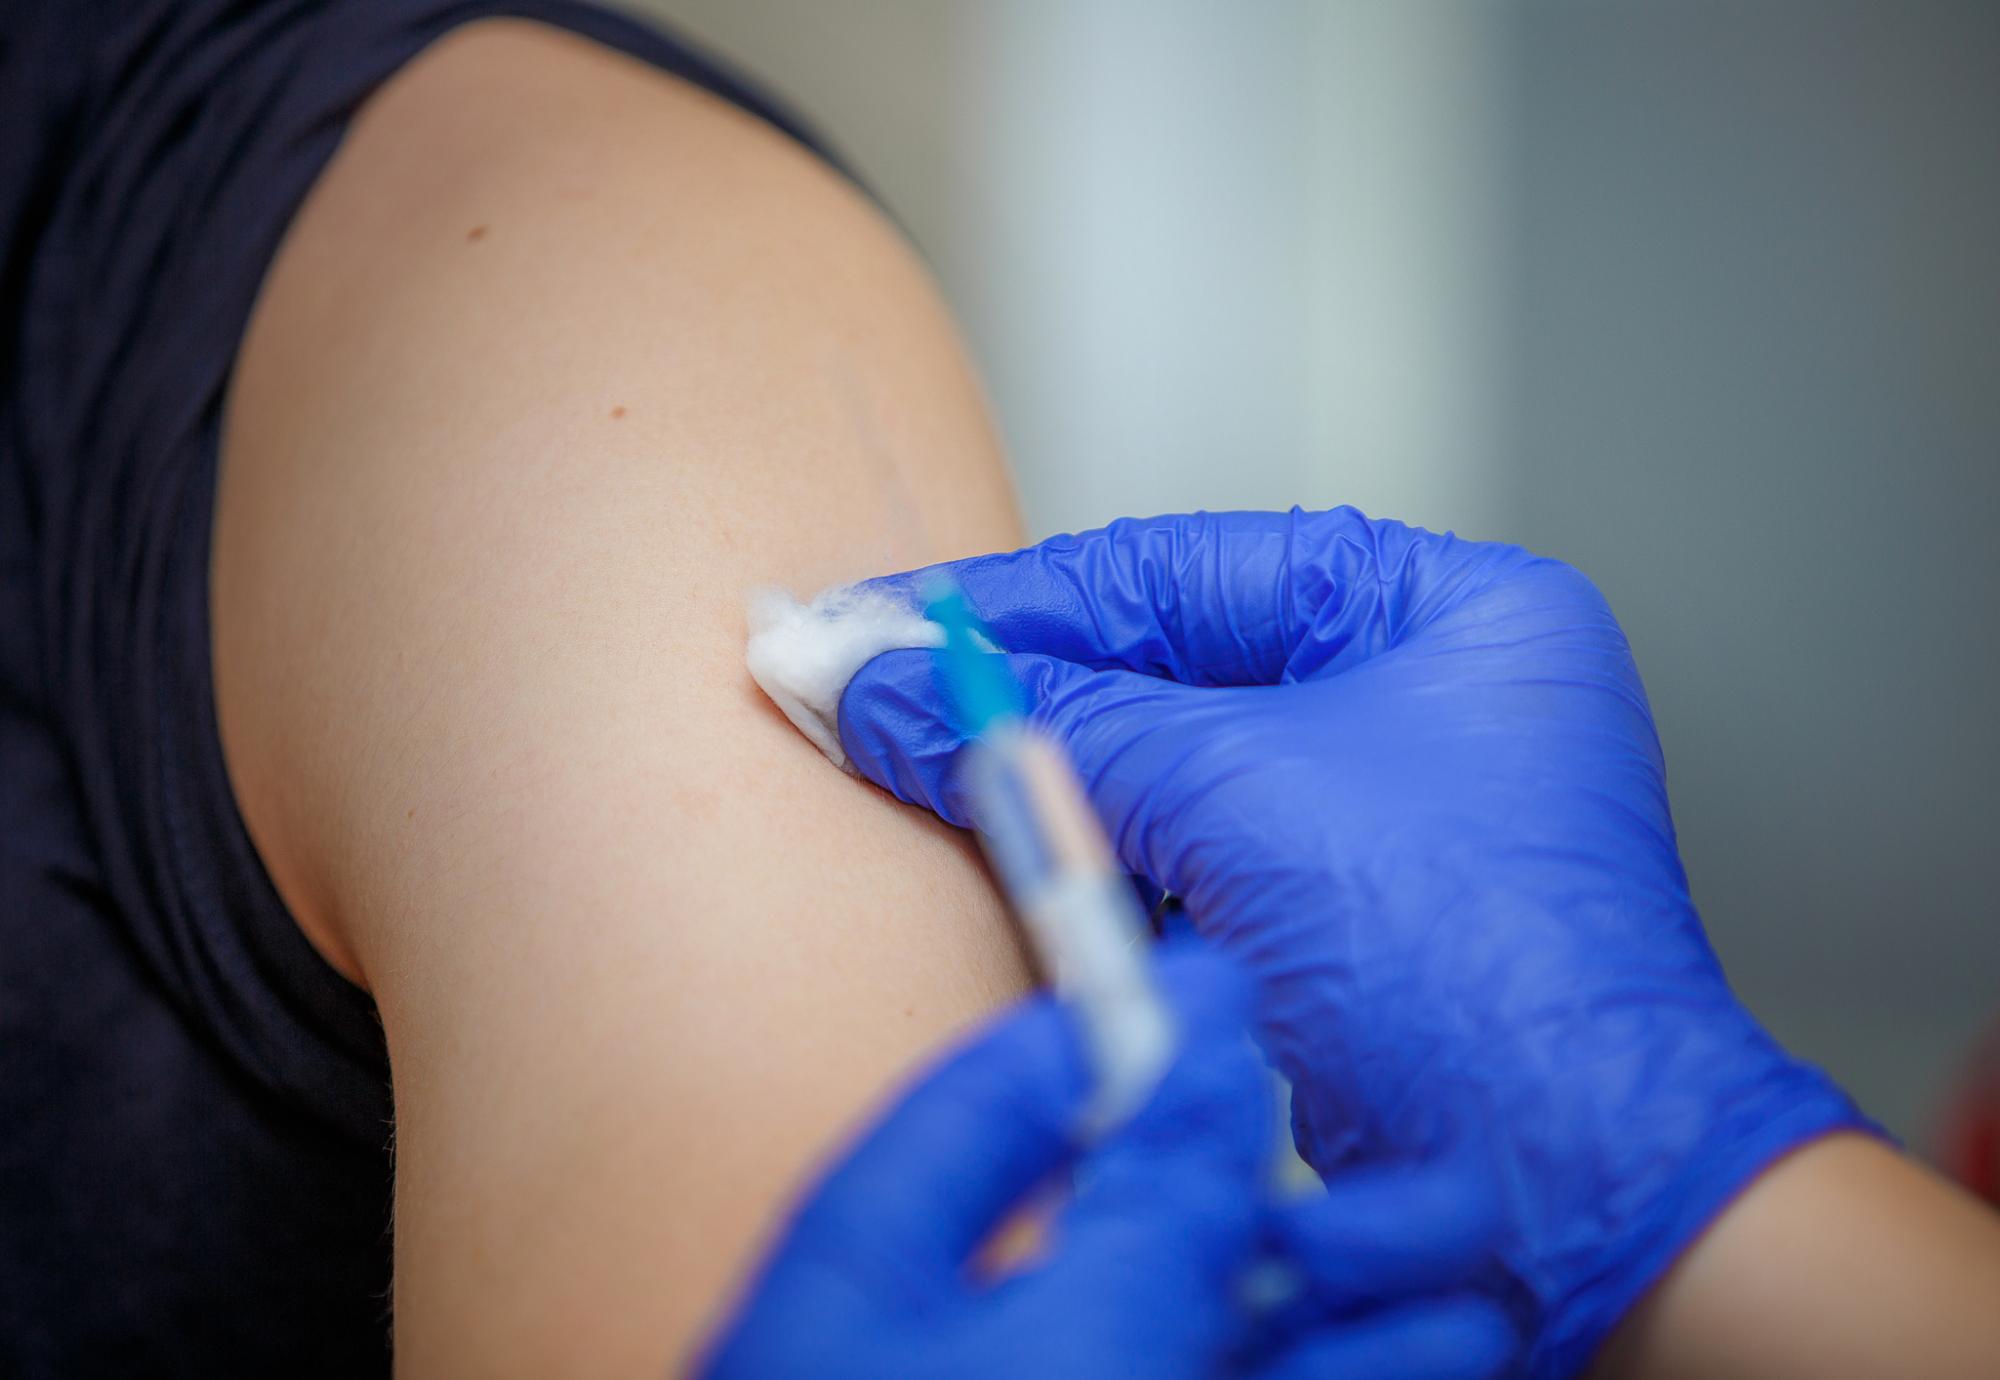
(213, 13, 1017, 984)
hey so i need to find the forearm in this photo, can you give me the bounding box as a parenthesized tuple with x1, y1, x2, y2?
(1592, 1133, 2000, 1379)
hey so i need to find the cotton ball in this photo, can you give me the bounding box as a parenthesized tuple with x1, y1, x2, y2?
(745, 585, 945, 770)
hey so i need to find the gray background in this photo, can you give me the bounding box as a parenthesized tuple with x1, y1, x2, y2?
(625, 0, 1999, 1145)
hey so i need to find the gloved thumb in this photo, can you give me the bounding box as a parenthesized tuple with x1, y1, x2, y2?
(840, 646, 1222, 895)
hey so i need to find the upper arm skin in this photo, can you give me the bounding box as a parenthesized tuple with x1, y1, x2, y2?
(213, 21, 1030, 1375)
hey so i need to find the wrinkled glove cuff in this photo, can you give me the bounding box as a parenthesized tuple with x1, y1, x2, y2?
(1532, 1065, 1883, 1379)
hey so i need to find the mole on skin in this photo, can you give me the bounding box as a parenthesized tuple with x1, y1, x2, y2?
(465, 225, 488, 242)
(610, 406, 627, 419)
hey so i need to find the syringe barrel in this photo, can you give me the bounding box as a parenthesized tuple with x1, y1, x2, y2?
(965, 722, 1176, 1132)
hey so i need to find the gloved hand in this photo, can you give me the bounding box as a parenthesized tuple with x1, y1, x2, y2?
(836, 508, 1874, 1376)
(699, 949, 1515, 1380)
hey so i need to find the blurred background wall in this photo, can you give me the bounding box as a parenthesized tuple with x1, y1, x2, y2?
(620, 0, 1999, 1145)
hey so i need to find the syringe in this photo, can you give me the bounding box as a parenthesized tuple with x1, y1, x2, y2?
(925, 586, 1176, 1132)
(927, 586, 1310, 1317)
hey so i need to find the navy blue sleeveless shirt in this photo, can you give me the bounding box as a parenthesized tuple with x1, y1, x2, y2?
(0, 4, 833, 1372)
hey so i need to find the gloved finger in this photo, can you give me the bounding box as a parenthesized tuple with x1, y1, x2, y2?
(1252, 1296, 1517, 1380)
(783, 990, 1090, 1280)
(1010, 949, 1271, 1314)
(1274, 1155, 1504, 1306)
(839, 644, 1216, 835)
(858, 507, 1516, 686)
(840, 644, 1275, 916)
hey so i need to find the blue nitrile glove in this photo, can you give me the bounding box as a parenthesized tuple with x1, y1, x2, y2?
(836, 508, 1876, 1377)
(699, 949, 1516, 1380)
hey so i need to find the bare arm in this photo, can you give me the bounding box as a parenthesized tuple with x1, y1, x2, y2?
(1593, 1134, 2000, 1379)
(213, 20, 1030, 1374)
